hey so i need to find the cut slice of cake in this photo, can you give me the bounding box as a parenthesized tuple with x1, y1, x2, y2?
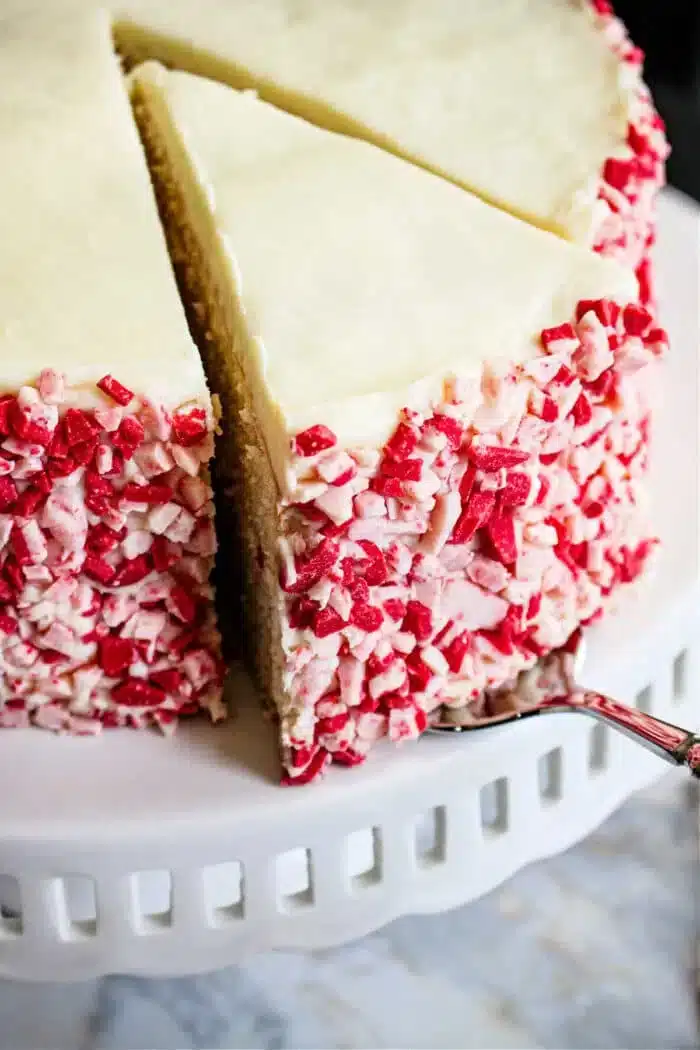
(131, 62, 666, 784)
(117, 0, 668, 300)
(0, 10, 223, 734)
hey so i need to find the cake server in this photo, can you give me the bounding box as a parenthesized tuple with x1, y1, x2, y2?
(427, 638, 700, 776)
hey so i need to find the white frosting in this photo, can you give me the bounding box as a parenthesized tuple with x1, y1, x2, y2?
(133, 63, 637, 488)
(0, 3, 208, 407)
(0, 0, 641, 408)
(116, 0, 631, 241)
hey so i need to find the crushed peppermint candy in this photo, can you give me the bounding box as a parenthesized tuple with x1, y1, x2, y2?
(274, 300, 666, 784)
(588, 1, 669, 308)
(0, 371, 224, 734)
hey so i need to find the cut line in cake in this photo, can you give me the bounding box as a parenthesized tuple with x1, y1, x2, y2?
(131, 61, 667, 783)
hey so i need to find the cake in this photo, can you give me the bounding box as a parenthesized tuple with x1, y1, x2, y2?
(131, 63, 665, 784)
(0, 0, 668, 783)
(0, 8, 224, 733)
(115, 0, 668, 302)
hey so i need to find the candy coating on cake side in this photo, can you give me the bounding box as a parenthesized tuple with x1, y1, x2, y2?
(588, 1, 669, 305)
(277, 302, 664, 782)
(0, 372, 223, 734)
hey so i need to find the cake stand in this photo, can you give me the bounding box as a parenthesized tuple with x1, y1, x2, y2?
(1, 190, 698, 982)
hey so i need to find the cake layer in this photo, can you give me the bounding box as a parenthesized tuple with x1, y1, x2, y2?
(0, 9, 224, 732)
(117, 0, 668, 283)
(132, 64, 666, 783)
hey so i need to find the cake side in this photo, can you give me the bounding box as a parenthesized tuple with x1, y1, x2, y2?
(0, 8, 224, 732)
(0, 370, 223, 734)
(132, 64, 666, 783)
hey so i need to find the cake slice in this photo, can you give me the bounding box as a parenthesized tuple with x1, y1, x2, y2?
(117, 0, 668, 300)
(131, 63, 666, 783)
(0, 10, 223, 733)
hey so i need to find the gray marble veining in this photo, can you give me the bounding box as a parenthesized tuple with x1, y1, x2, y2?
(0, 771, 696, 1050)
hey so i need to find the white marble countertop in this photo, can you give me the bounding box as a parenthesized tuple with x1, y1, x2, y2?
(0, 771, 696, 1050)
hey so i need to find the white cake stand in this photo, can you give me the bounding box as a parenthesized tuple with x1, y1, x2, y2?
(0, 190, 698, 982)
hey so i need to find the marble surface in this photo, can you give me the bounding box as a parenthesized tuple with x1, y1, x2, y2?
(0, 771, 696, 1050)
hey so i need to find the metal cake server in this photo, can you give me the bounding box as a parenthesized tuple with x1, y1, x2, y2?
(427, 638, 700, 776)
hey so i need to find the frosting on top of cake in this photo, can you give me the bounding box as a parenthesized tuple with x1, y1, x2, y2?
(133, 63, 637, 485)
(117, 0, 632, 242)
(0, 4, 208, 408)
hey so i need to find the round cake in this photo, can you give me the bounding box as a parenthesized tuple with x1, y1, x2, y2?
(0, 0, 669, 783)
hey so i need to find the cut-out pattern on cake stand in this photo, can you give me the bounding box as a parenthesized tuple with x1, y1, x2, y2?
(0, 189, 697, 982)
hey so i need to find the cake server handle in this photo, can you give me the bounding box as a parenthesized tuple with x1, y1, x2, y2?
(536, 690, 700, 775)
